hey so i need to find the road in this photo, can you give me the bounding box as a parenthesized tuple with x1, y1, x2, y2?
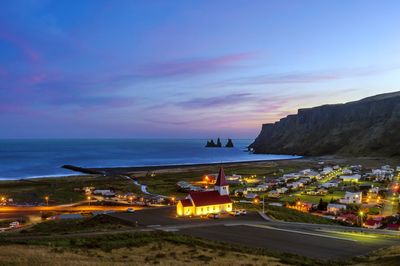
(0, 205, 143, 214)
(382, 172, 399, 216)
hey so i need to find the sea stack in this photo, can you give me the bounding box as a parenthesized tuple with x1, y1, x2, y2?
(225, 138, 234, 148)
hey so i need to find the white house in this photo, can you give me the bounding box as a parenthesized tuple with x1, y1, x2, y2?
(339, 192, 362, 204)
(320, 182, 339, 189)
(327, 203, 347, 214)
(276, 187, 288, 194)
(281, 173, 301, 182)
(340, 174, 361, 182)
(321, 167, 333, 175)
(299, 169, 312, 175)
(342, 169, 353, 175)
(268, 190, 280, 198)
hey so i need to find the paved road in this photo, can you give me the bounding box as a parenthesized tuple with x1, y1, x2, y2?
(382, 173, 399, 216)
(0, 205, 143, 214)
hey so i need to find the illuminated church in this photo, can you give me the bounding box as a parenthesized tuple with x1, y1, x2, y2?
(176, 167, 232, 217)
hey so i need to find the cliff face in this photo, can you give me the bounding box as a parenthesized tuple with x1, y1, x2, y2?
(249, 91, 400, 156)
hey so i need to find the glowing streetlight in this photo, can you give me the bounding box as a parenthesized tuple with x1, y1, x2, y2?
(171, 196, 176, 204)
(87, 196, 91, 206)
(44, 196, 49, 206)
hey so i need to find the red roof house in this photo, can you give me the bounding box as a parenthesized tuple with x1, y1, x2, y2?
(176, 167, 232, 216)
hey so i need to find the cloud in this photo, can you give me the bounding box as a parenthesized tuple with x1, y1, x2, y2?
(178, 93, 254, 109)
(216, 65, 400, 86)
(137, 52, 256, 78)
(0, 26, 41, 63)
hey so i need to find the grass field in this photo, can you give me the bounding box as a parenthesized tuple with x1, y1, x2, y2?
(280, 191, 346, 204)
(263, 205, 339, 224)
(0, 175, 143, 204)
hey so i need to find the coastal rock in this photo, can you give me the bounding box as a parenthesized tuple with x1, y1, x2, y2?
(205, 138, 226, 148)
(225, 138, 234, 148)
(249, 91, 400, 156)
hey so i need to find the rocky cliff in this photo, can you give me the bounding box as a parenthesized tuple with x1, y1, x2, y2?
(249, 91, 400, 156)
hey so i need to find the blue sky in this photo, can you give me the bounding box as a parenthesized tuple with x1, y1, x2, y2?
(1, 0, 400, 138)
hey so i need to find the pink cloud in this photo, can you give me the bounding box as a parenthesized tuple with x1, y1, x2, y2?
(138, 52, 256, 77)
(0, 27, 41, 63)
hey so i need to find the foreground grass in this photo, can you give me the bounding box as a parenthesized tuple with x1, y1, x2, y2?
(352, 245, 400, 266)
(264, 205, 338, 224)
(0, 242, 287, 266)
(0, 231, 338, 266)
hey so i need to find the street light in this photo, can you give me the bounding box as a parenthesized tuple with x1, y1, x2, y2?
(87, 196, 91, 206)
(44, 196, 49, 206)
(359, 211, 364, 226)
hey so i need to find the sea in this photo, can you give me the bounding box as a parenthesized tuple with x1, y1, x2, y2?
(0, 139, 300, 180)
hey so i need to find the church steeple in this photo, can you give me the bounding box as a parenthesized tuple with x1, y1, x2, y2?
(215, 167, 229, 195)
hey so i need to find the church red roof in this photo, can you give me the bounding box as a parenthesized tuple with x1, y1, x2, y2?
(180, 199, 193, 207)
(215, 167, 228, 186)
(189, 191, 231, 207)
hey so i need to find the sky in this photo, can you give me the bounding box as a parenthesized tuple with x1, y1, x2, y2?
(1, 0, 400, 139)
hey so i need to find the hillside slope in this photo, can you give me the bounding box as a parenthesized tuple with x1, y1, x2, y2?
(249, 91, 400, 156)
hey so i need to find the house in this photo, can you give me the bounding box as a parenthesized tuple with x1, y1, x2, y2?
(281, 173, 300, 182)
(245, 193, 259, 199)
(268, 190, 280, 198)
(386, 224, 400, 230)
(339, 192, 362, 204)
(336, 213, 358, 224)
(363, 219, 382, 229)
(299, 169, 312, 175)
(176, 167, 232, 217)
(93, 189, 115, 197)
(342, 169, 353, 175)
(320, 182, 338, 189)
(321, 167, 333, 175)
(327, 203, 347, 214)
(307, 171, 321, 179)
(276, 187, 288, 194)
(287, 181, 304, 189)
(340, 174, 361, 182)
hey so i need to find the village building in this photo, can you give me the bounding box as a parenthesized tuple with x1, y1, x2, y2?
(327, 203, 347, 214)
(340, 174, 361, 182)
(176, 167, 232, 217)
(363, 219, 382, 229)
(339, 191, 362, 204)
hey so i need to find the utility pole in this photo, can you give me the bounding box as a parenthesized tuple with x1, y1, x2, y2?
(262, 194, 265, 213)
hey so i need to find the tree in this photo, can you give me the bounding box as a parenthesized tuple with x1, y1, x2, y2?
(317, 198, 327, 211)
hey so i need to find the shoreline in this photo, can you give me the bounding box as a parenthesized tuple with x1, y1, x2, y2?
(65, 156, 304, 175)
(2, 155, 399, 181)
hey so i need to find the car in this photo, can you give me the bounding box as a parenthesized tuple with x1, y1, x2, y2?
(208, 213, 220, 219)
(126, 208, 135, 213)
(230, 210, 241, 216)
(238, 209, 247, 215)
